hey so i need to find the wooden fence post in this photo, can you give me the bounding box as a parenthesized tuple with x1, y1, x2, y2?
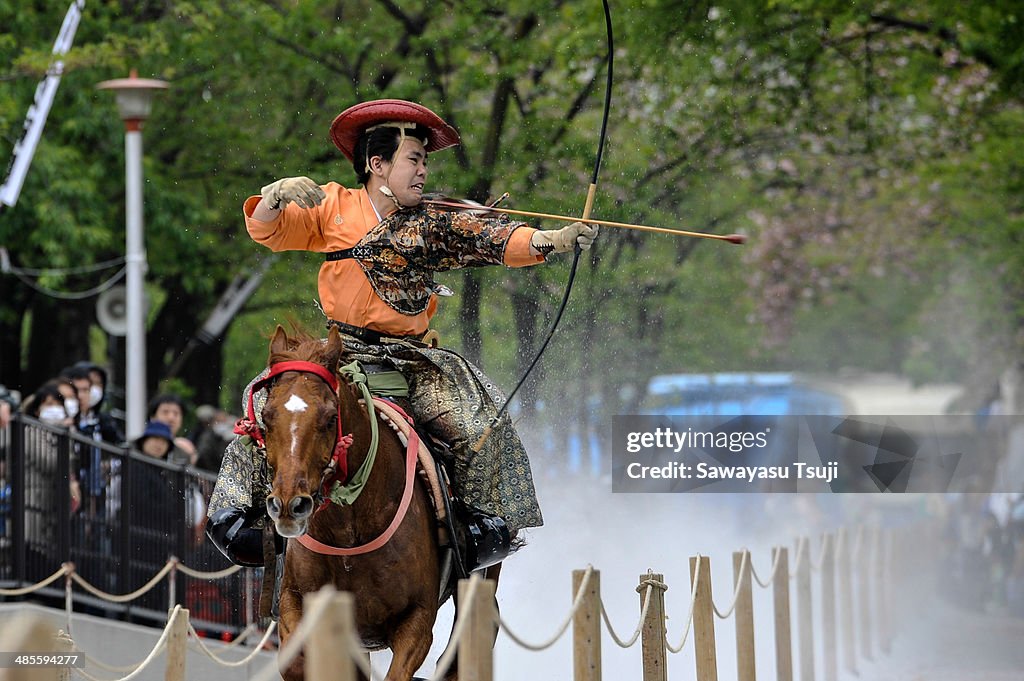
(858, 526, 873, 661)
(834, 528, 854, 679)
(734, 550, 756, 681)
(307, 588, 356, 681)
(822, 531, 838, 681)
(459, 577, 497, 681)
(772, 547, 793, 681)
(878, 529, 892, 654)
(573, 568, 602, 681)
(164, 607, 189, 681)
(0, 613, 57, 681)
(795, 537, 814, 681)
(690, 556, 718, 681)
(639, 571, 668, 681)
(54, 629, 75, 681)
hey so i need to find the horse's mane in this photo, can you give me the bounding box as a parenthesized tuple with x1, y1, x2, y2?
(268, 328, 330, 366)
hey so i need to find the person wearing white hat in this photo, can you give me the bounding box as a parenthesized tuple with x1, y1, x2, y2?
(208, 100, 597, 572)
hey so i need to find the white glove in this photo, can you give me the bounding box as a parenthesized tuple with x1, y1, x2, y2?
(530, 222, 600, 255)
(260, 176, 326, 210)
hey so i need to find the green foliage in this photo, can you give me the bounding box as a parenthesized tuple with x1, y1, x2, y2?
(1, 0, 1021, 424)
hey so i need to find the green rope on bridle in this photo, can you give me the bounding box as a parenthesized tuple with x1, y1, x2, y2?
(326, 361, 381, 506)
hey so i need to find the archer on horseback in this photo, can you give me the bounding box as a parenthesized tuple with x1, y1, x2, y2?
(206, 99, 598, 573)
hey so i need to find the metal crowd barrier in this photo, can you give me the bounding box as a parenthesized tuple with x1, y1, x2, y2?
(0, 413, 257, 635)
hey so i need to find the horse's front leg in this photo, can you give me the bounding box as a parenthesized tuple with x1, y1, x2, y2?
(385, 605, 435, 681)
(441, 563, 502, 681)
(277, 586, 372, 681)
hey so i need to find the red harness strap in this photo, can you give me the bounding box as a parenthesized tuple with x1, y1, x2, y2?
(234, 360, 352, 482)
(297, 398, 420, 556)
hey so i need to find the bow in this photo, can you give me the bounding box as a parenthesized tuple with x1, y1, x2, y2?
(473, 0, 615, 451)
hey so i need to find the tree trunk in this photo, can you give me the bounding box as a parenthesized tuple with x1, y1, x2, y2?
(511, 270, 542, 419)
(460, 270, 482, 366)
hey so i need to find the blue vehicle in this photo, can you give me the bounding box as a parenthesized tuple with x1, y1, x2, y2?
(641, 372, 848, 417)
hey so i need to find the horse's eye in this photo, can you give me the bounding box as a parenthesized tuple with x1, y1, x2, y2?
(318, 406, 336, 430)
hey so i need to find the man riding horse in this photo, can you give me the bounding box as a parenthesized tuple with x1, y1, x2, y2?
(206, 99, 598, 573)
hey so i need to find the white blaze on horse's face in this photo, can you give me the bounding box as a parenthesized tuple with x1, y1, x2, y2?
(290, 421, 300, 460)
(285, 395, 308, 461)
(284, 394, 308, 412)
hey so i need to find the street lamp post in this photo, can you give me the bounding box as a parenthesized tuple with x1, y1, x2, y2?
(97, 70, 167, 438)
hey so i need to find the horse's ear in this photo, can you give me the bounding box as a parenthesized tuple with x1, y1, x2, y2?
(325, 324, 345, 369)
(269, 325, 289, 361)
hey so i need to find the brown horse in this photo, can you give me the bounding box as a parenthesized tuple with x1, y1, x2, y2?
(258, 325, 498, 681)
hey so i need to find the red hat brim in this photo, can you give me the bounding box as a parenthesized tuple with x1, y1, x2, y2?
(329, 99, 460, 162)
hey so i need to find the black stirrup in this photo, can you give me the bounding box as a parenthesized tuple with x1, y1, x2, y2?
(206, 506, 281, 568)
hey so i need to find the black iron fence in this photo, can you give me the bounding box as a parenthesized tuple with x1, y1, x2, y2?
(0, 413, 258, 635)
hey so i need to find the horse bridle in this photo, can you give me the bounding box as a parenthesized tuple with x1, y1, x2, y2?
(234, 360, 353, 507)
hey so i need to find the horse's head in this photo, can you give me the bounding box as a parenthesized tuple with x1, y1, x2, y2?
(259, 325, 347, 538)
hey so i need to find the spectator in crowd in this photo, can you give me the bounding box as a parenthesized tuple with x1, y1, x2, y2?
(20, 383, 81, 555)
(133, 419, 208, 546)
(53, 378, 79, 422)
(19, 380, 76, 429)
(63, 365, 121, 445)
(64, 365, 122, 552)
(0, 459, 8, 552)
(0, 384, 19, 429)
(135, 420, 175, 460)
(70, 361, 110, 416)
(128, 421, 180, 606)
(148, 394, 198, 466)
(191, 405, 235, 473)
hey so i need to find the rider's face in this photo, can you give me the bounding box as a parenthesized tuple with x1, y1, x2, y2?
(379, 138, 428, 207)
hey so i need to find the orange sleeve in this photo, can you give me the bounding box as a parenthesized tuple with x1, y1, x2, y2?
(243, 195, 328, 252)
(503, 226, 544, 268)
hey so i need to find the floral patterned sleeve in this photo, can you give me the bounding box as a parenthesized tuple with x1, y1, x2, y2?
(356, 206, 528, 272)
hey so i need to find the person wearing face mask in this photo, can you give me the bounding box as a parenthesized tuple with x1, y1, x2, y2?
(208, 100, 599, 573)
(62, 366, 122, 547)
(20, 383, 75, 559)
(53, 378, 79, 422)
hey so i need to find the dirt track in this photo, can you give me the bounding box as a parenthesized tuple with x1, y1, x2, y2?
(864, 598, 1024, 681)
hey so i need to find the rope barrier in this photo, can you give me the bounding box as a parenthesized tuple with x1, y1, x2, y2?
(71, 605, 181, 681)
(750, 548, 784, 588)
(497, 565, 594, 650)
(176, 563, 243, 580)
(0, 564, 68, 595)
(713, 550, 749, 619)
(185, 620, 278, 667)
(215, 622, 259, 649)
(9, 525, 888, 680)
(70, 562, 175, 603)
(600, 577, 657, 648)
(2, 558, 244, 608)
(665, 555, 702, 654)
